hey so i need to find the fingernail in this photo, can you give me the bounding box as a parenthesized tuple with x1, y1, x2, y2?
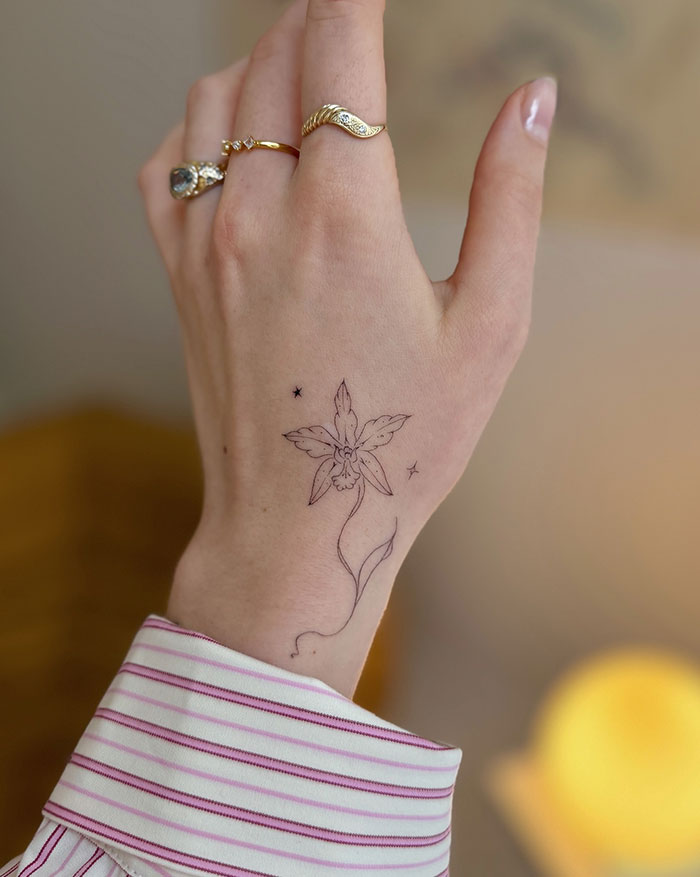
(522, 77, 558, 145)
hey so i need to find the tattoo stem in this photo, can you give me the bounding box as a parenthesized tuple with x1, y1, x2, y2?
(291, 479, 396, 658)
(337, 478, 365, 601)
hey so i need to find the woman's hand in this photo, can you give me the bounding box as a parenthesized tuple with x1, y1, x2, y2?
(138, 0, 556, 696)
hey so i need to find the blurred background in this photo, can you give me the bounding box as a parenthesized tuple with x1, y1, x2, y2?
(1, 0, 699, 873)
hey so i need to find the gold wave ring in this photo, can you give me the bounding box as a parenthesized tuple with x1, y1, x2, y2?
(301, 104, 386, 139)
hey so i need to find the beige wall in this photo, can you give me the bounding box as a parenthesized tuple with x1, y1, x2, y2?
(2, 2, 699, 874)
(398, 215, 700, 872)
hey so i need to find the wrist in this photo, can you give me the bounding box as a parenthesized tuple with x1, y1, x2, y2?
(166, 501, 405, 697)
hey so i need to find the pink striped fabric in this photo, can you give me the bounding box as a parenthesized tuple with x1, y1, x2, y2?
(4, 614, 461, 876)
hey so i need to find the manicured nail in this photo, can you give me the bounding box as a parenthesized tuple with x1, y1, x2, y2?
(522, 77, 558, 145)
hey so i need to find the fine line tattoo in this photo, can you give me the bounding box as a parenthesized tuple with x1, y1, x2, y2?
(283, 380, 410, 657)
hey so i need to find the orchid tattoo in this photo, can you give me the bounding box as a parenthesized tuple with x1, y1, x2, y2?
(284, 381, 410, 657)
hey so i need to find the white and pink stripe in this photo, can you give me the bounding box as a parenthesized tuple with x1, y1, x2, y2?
(3, 614, 461, 876)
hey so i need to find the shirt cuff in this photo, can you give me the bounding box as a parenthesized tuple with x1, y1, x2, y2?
(43, 613, 462, 877)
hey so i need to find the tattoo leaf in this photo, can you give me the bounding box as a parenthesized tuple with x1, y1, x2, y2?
(357, 450, 392, 496)
(284, 426, 339, 458)
(357, 414, 410, 451)
(357, 520, 397, 601)
(309, 457, 335, 505)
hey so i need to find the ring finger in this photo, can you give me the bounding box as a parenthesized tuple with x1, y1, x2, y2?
(219, 0, 307, 210)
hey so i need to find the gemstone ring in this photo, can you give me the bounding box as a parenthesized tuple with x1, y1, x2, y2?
(169, 160, 228, 201)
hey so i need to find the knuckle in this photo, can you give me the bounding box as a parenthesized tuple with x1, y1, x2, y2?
(211, 203, 255, 267)
(137, 157, 158, 195)
(250, 29, 286, 65)
(211, 207, 241, 261)
(186, 74, 223, 114)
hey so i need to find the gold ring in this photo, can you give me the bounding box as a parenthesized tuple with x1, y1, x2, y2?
(169, 160, 227, 200)
(301, 104, 386, 139)
(221, 136, 300, 158)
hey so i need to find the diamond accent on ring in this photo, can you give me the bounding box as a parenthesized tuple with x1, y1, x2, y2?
(243, 136, 255, 150)
(232, 140, 242, 151)
(199, 164, 224, 183)
(329, 109, 377, 137)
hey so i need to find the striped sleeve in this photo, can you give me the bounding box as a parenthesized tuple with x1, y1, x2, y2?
(3, 819, 119, 877)
(5, 614, 461, 876)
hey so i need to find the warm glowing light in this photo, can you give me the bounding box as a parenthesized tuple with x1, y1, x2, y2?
(533, 649, 700, 868)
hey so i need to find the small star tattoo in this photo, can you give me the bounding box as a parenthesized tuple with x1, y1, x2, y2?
(293, 387, 303, 398)
(407, 462, 419, 479)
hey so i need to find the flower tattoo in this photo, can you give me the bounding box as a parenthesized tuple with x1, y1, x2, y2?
(284, 381, 410, 656)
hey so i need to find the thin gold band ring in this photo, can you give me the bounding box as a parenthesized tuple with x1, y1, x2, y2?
(222, 136, 300, 158)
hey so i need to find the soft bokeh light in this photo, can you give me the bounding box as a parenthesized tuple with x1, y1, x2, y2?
(533, 650, 700, 868)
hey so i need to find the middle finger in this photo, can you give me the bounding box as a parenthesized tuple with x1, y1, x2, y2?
(220, 0, 308, 210)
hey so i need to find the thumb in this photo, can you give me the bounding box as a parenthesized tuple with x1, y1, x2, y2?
(445, 77, 557, 345)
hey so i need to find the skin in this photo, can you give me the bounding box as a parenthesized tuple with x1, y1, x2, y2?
(138, 0, 557, 698)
